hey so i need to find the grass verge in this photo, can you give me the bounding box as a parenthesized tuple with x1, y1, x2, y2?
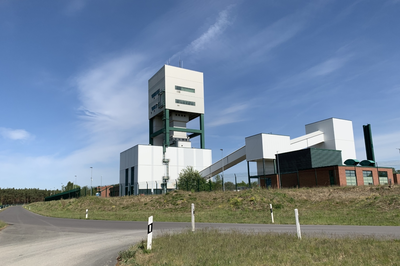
(29, 185, 400, 226)
(118, 229, 400, 266)
(0, 220, 8, 230)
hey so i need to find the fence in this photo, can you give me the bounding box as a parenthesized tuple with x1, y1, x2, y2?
(120, 173, 262, 195)
(49, 173, 261, 199)
(122, 181, 177, 196)
(176, 173, 260, 192)
(45, 188, 80, 201)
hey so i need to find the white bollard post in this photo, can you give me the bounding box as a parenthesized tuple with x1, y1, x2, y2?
(295, 209, 301, 239)
(147, 216, 153, 250)
(85, 209, 88, 219)
(191, 203, 195, 232)
(270, 204, 274, 224)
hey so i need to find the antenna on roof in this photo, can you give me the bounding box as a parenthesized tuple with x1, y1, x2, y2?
(179, 59, 183, 68)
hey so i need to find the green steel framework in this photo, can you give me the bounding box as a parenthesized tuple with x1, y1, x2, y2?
(149, 109, 205, 150)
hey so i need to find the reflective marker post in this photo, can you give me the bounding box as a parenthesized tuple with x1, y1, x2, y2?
(147, 216, 153, 250)
(270, 204, 274, 223)
(295, 209, 301, 239)
(86, 209, 88, 219)
(191, 203, 195, 232)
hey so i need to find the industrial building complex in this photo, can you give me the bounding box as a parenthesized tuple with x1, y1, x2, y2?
(119, 66, 396, 196)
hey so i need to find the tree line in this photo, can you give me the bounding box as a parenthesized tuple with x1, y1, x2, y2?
(1, 182, 80, 205)
(0, 188, 56, 205)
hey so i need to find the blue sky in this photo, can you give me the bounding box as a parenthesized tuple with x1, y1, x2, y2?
(1, 0, 399, 189)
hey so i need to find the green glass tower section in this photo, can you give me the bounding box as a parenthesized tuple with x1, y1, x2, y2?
(148, 65, 205, 150)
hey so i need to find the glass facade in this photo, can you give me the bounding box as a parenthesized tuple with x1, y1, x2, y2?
(363, 171, 373, 185)
(175, 99, 195, 106)
(378, 171, 388, 184)
(345, 170, 357, 186)
(175, 86, 195, 93)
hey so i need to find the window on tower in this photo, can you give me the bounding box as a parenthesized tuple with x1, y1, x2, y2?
(175, 99, 195, 106)
(175, 86, 195, 93)
(151, 89, 160, 99)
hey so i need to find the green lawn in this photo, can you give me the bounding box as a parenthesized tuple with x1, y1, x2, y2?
(118, 229, 400, 266)
(25, 185, 400, 266)
(0, 220, 7, 230)
(29, 185, 400, 226)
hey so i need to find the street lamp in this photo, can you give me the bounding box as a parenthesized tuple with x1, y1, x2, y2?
(90, 167, 93, 196)
(221, 149, 224, 191)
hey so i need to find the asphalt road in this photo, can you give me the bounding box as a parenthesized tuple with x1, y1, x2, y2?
(0, 206, 399, 266)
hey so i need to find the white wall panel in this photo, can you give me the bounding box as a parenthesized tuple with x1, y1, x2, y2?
(306, 118, 356, 163)
(120, 144, 212, 195)
(256, 160, 275, 175)
(262, 134, 291, 159)
(245, 134, 264, 161)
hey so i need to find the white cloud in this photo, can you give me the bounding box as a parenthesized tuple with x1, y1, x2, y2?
(304, 57, 349, 77)
(236, 1, 330, 65)
(74, 53, 150, 143)
(5, 52, 157, 188)
(221, 103, 249, 115)
(388, 0, 400, 4)
(65, 0, 88, 15)
(0, 52, 154, 189)
(207, 103, 250, 127)
(0, 127, 33, 141)
(171, 6, 233, 60)
(187, 9, 231, 53)
(271, 54, 351, 94)
(244, 15, 305, 61)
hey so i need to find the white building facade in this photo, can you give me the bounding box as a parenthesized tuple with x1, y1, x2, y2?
(200, 118, 357, 180)
(120, 65, 212, 196)
(120, 65, 358, 194)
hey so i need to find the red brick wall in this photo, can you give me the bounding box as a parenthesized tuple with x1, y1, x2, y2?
(260, 174, 280, 188)
(394, 174, 400, 184)
(281, 173, 298, 188)
(336, 166, 393, 186)
(385, 168, 394, 185)
(299, 169, 317, 187)
(337, 166, 350, 186)
(332, 166, 341, 186)
(254, 167, 395, 189)
(315, 168, 331, 186)
(97, 185, 115, 197)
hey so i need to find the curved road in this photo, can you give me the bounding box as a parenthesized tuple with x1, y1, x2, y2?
(0, 206, 399, 266)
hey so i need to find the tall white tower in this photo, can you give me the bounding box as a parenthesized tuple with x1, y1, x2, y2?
(148, 65, 205, 150)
